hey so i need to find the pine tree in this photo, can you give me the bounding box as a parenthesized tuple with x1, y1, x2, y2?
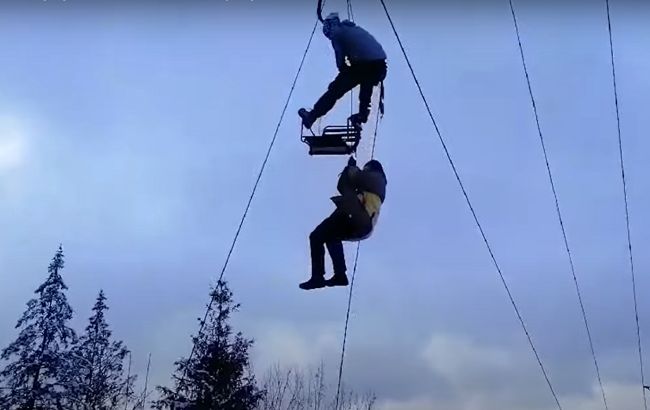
(153, 280, 264, 410)
(0, 245, 76, 410)
(64, 290, 134, 409)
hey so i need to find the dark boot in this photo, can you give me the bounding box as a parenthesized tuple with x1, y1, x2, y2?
(298, 108, 316, 129)
(348, 113, 367, 128)
(299, 276, 327, 290)
(325, 273, 349, 287)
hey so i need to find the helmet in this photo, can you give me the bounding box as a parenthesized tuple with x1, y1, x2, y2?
(322, 12, 340, 38)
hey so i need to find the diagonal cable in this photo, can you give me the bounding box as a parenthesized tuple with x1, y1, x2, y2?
(604, 0, 647, 408)
(176, 17, 321, 394)
(508, 1, 608, 409)
(378, 0, 562, 408)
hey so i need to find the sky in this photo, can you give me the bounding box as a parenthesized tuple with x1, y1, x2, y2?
(1, 0, 650, 409)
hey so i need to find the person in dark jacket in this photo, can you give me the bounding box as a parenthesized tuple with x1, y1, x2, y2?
(299, 12, 387, 129)
(300, 157, 387, 290)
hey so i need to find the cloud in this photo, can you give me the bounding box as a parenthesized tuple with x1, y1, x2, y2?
(376, 396, 442, 410)
(562, 382, 642, 410)
(2, 6, 649, 410)
(374, 382, 643, 410)
(251, 321, 340, 375)
(416, 333, 547, 410)
(422, 333, 512, 387)
(371, 332, 646, 410)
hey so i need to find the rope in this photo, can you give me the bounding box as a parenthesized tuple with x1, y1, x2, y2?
(347, 0, 355, 131)
(334, 242, 361, 410)
(334, 0, 380, 392)
(334, 93, 382, 410)
(371, 107, 382, 159)
(334, 1, 379, 398)
(176, 16, 321, 395)
(346, 0, 355, 23)
(377, 0, 562, 409)
(604, 1, 647, 408)
(507, 1, 608, 409)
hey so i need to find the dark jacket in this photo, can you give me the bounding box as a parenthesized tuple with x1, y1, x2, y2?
(329, 21, 387, 71)
(331, 165, 387, 237)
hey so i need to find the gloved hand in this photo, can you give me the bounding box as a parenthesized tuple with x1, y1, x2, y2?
(347, 156, 357, 167)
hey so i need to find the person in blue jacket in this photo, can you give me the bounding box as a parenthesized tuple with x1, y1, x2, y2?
(299, 12, 387, 129)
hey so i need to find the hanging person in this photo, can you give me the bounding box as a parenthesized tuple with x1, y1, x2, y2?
(300, 157, 387, 290)
(298, 12, 387, 129)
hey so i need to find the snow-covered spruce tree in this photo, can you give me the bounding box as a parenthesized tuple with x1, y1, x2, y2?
(65, 290, 134, 409)
(0, 245, 76, 409)
(153, 280, 263, 410)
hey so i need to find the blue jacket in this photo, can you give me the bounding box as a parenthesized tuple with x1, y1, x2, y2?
(329, 21, 387, 70)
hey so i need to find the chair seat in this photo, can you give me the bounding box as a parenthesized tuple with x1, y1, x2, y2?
(301, 123, 361, 156)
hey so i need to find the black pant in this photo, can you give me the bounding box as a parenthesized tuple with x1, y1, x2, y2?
(312, 60, 387, 121)
(310, 209, 369, 278)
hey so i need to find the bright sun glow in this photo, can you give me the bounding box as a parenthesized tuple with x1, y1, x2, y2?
(0, 116, 28, 172)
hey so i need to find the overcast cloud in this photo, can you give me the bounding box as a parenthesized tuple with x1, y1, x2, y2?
(2, 0, 650, 409)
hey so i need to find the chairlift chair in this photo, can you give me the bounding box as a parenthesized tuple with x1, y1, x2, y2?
(301, 119, 361, 156)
